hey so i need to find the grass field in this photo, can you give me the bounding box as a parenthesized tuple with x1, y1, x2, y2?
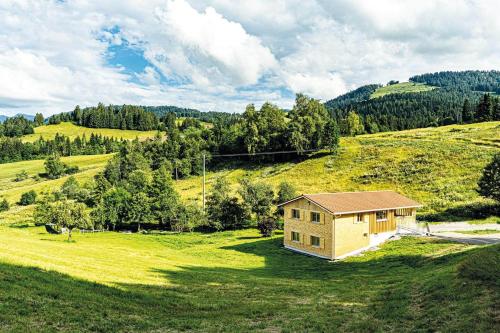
(370, 82, 435, 99)
(22, 122, 161, 142)
(0, 223, 497, 332)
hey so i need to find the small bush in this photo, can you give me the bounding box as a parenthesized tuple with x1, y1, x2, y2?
(14, 170, 28, 182)
(0, 198, 9, 212)
(457, 245, 500, 287)
(257, 217, 277, 237)
(19, 190, 37, 206)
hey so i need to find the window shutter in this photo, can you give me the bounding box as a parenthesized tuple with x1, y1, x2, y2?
(320, 238, 325, 249)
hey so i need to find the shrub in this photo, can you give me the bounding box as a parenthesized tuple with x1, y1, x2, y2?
(0, 198, 9, 212)
(257, 217, 277, 237)
(14, 170, 28, 182)
(478, 153, 500, 202)
(19, 190, 37, 206)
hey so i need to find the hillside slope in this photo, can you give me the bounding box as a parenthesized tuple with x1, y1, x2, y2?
(1, 122, 499, 224)
(22, 122, 160, 142)
(370, 82, 435, 99)
(175, 122, 500, 218)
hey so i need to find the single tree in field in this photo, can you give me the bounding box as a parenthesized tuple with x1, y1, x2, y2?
(44, 154, 66, 179)
(478, 153, 500, 202)
(37, 200, 92, 241)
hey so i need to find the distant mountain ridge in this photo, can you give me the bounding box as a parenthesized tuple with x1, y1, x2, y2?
(0, 113, 35, 123)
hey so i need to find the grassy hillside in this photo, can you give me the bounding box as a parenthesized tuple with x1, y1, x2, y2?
(176, 122, 500, 219)
(1, 122, 499, 224)
(0, 224, 497, 332)
(22, 122, 160, 142)
(0, 154, 112, 224)
(370, 82, 435, 99)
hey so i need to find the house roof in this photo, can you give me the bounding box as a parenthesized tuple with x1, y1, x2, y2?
(278, 191, 422, 215)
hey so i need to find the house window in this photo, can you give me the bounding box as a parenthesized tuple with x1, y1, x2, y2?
(376, 211, 388, 222)
(291, 231, 300, 242)
(310, 236, 321, 247)
(355, 213, 364, 223)
(395, 208, 412, 217)
(311, 212, 321, 223)
(291, 209, 300, 219)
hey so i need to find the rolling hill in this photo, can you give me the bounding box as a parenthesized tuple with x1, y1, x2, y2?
(21, 122, 160, 142)
(2, 121, 499, 226)
(325, 70, 500, 131)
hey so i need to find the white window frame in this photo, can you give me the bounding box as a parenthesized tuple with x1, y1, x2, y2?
(310, 211, 321, 224)
(291, 209, 300, 219)
(291, 231, 300, 242)
(376, 210, 388, 222)
(310, 235, 321, 248)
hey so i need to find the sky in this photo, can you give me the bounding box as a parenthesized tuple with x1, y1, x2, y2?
(1, 0, 499, 116)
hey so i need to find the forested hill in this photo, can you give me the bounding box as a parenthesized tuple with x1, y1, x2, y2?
(410, 70, 500, 93)
(325, 70, 500, 133)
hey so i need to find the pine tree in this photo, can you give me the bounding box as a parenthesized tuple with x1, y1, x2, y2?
(462, 98, 474, 123)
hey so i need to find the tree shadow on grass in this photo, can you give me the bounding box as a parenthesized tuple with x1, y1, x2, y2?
(0, 237, 496, 332)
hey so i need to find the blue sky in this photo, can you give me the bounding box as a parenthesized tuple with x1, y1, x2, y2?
(1, 0, 499, 116)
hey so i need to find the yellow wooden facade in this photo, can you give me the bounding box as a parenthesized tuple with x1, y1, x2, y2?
(283, 198, 417, 259)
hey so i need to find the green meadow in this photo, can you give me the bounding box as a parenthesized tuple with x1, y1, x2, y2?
(370, 82, 435, 99)
(0, 224, 498, 332)
(0, 122, 499, 331)
(22, 122, 160, 142)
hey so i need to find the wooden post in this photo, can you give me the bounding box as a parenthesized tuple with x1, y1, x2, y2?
(202, 153, 206, 212)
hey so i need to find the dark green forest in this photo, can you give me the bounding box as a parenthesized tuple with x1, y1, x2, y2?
(326, 70, 500, 133)
(410, 70, 500, 93)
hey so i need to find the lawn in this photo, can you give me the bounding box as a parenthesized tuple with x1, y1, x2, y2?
(22, 122, 161, 142)
(0, 224, 497, 332)
(370, 82, 435, 99)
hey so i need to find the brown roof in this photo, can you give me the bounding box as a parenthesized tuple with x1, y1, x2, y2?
(279, 191, 422, 214)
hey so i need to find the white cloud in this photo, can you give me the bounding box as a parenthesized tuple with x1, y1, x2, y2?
(1, 0, 500, 116)
(153, 0, 277, 86)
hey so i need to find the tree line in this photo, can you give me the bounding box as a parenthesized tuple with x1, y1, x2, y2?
(0, 113, 43, 137)
(31, 141, 298, 239)
(0, 133, 123, 163)
(48, 103, 159, 130)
